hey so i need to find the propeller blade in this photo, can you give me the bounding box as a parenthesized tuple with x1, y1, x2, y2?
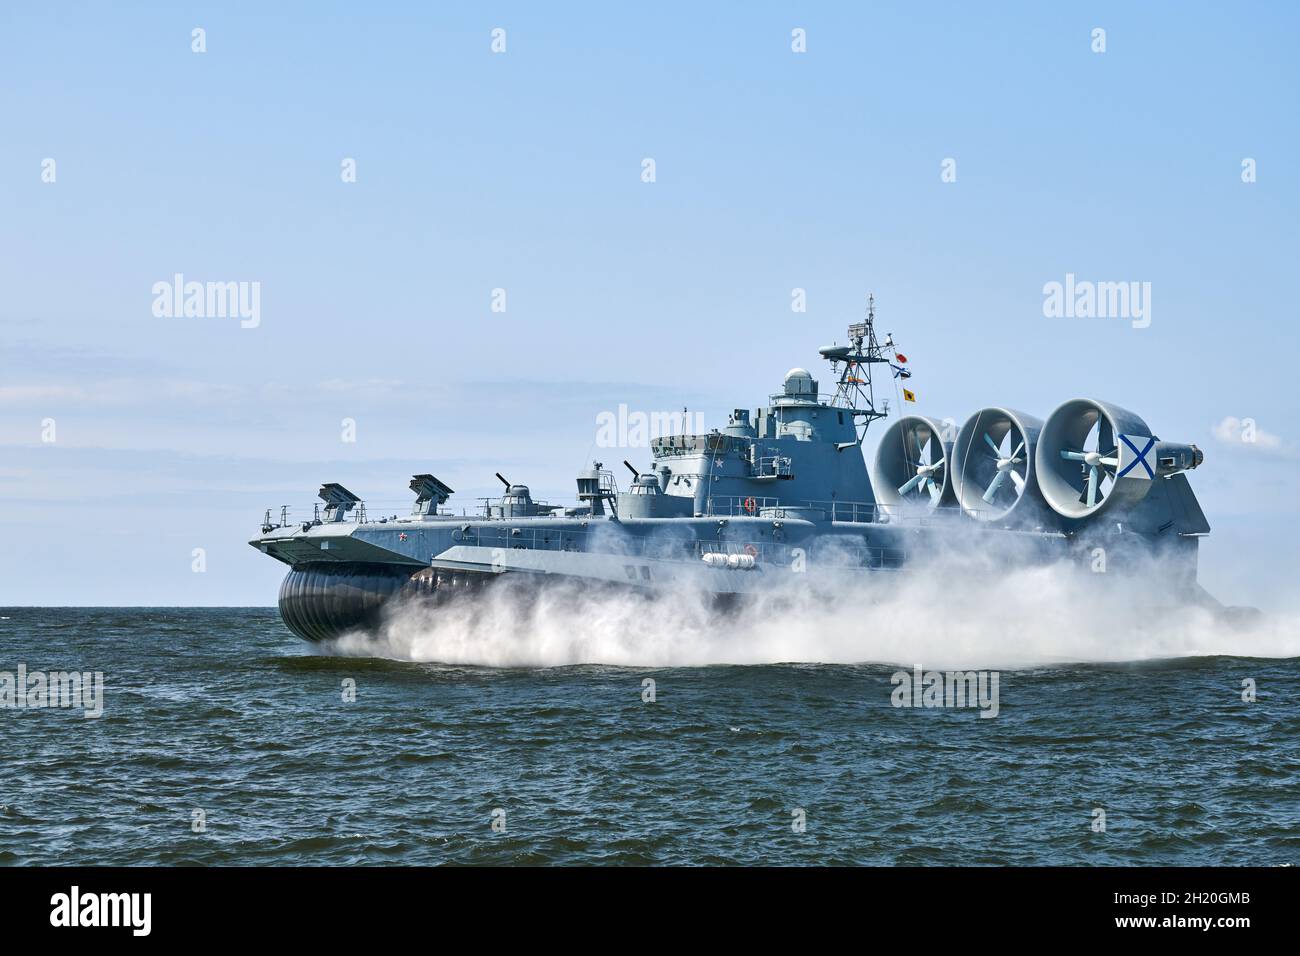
(928, 478, 942, 503)
(1087, 465, 1099, 507)
(929, 456, 945, 472)
(983, 433, 1000, 454)
(903, 429, 923, 469)
(918, 428, 934, 466)
(1099, 457, 1119, 467)
(1009, 469, 1025, 491)
(1010, 440, 1025, 460)
(1061, 450, 1087, 461)
(899, 473, 925, 495)
(982, 470, 1008, 503)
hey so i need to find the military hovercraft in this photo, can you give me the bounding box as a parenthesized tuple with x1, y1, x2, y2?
(251, 298, 1212, 643)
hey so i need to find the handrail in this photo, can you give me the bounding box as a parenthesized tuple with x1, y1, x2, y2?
(699, 495, 1014, 527)
(258, 500, 464, 531)
(451, 524, 907, 571)
(258, 495, 1032, 533)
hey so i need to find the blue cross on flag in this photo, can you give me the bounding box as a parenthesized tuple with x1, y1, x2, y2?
(1116, 434, 1157, 480)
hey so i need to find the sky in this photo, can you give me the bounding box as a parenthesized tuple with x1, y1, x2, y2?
(1, 1, 1297, 607)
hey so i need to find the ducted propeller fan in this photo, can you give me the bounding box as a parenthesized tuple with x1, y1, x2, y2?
(952, 407, 1044, 522)
(872, 415, 956, 512)
(1036, 398, 1158, 521)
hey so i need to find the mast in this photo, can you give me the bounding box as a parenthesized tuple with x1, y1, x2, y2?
(825, 293, 891, 446)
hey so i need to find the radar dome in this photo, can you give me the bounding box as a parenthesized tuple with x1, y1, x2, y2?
(783, 367, 817, 397)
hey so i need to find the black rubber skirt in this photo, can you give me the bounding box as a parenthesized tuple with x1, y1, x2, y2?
(277, 562, 425, 643)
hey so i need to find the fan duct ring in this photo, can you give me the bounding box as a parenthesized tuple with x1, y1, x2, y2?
(871, 415, 957, 514)
(952, 407, 1044, 523)
(1034, 398, 1155, 521)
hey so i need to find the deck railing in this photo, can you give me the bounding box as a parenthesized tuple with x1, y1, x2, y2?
(260, 495, 1015, 534)
(452, 524, 906, 571)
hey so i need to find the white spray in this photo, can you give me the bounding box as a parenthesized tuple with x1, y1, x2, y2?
(328, 531, 1299, 669)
